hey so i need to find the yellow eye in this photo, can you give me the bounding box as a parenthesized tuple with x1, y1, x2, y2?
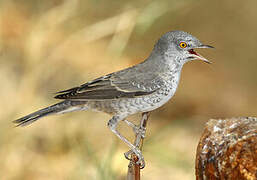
(179, 42, 187, 48)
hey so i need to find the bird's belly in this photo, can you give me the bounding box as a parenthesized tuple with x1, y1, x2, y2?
(114, 86, 177, 114)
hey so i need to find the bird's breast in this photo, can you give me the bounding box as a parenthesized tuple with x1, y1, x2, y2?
(133, 74, 180, 112)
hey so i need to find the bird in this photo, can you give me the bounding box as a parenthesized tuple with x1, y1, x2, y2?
(14, 30, 213, 168)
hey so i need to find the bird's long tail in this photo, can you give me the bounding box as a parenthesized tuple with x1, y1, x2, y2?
(13, 101, 85, 127)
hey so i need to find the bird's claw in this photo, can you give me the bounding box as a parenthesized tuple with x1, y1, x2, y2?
(124, 150, 133, 160)
(137, 156, 145, 169)
(124, 149, 145, 169)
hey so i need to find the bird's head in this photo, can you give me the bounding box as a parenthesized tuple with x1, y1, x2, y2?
(154, 31, 213, 65)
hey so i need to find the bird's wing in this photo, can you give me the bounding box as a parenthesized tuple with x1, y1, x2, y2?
(54, 65, 164, 100)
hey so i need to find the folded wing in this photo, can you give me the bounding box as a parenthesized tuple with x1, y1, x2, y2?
(55, 65, 164, 100)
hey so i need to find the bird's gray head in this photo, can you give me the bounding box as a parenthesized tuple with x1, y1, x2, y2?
(152, 30, 213, 65)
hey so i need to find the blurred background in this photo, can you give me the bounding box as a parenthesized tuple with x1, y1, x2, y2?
(0, 0, 256, 179)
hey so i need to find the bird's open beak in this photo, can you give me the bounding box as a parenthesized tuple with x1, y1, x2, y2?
(188, 44, 214, 64)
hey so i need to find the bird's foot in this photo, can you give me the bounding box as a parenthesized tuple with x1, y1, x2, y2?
(124, 149, 145, 169)
(124, 149, 133, 160)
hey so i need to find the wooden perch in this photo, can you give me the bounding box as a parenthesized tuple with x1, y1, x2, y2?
(195, 117, 257, 180)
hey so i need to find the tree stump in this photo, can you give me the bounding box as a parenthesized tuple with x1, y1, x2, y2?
(195, 117, 257, 180)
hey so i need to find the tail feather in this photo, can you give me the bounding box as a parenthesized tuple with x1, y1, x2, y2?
(14, 101, 81, 127)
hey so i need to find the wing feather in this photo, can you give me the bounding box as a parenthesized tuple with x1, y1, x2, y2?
(55, 65, 164, 100)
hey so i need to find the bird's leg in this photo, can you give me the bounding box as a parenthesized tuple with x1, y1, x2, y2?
(108, 116, 145, 167)
(124, 112, 150, 168)
(124, 119, 146, 138)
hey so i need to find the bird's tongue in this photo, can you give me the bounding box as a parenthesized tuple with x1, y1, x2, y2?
(188, 49, 199, 56)
(188, 49, 211, 64)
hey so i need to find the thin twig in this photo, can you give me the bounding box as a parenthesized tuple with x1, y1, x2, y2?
(127, 112, 150, 180)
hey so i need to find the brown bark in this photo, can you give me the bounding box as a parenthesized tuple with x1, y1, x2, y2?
(195, 117, 257, 180)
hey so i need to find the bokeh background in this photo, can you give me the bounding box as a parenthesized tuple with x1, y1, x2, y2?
(0, 0, 256, 179)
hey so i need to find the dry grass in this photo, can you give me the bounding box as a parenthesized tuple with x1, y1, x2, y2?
(0, 0, 256, 179)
